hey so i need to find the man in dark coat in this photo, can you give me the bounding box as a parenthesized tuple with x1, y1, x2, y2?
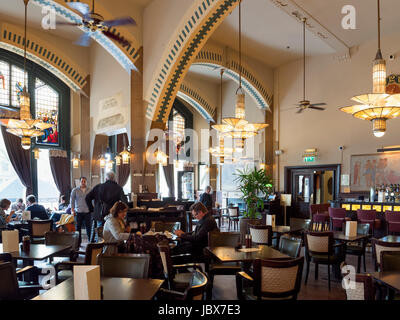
(173, 202, 219, 260)
(85, 171, 127, 242)
(199, 186, 213, 212)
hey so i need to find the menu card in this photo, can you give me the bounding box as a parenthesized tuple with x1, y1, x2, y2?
(266, 215, 276, 227)
(345, 221, 357, 237)
(2, 230, 19, 252)
(73, 265, 101, 300)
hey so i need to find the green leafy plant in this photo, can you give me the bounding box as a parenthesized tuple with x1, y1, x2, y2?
(234, 167, 273, 219)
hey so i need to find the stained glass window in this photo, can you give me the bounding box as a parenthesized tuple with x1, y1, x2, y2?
(0, 60, 10, 106)
(35, 78, 59, 145)
(11, 65, 28, 107)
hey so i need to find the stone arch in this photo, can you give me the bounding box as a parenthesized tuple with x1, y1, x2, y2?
(0, 22, 88, 91)
(177, 81, 216, 122)
(145, 0, 240, 124)
(193, 43, 273, 111)
(31, 0, 141, 71)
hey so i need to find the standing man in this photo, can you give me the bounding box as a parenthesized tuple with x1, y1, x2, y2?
(199, 186, 213, 213)
(85, 171, 127, 242)
(70, 177, 91, 245)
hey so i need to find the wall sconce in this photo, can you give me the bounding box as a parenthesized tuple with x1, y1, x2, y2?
(71, 153, 80, 169)
(33, 148, 40, 160)
(115, 154, 122, 166)
(99, 155, 106, 169)
(156, 150, 168, 166)
(120, 147, 131, 165)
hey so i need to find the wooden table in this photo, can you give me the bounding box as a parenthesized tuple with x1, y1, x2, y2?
(332, 231, 369, 242)
(380, 235, 400, 243)
(372, 271, 400, 298)
(205, 245, 289, 263)
(32, 277, 164, 300)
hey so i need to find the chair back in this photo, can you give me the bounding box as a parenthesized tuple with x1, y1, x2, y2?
(28, 219, 53, 237)
(44, 231, 80, 251)
(304, 231, 333, 255)
(84, 242, 105, 265)
(385, 211, 400, 233)
(97, 253, 150, 278)
(249, 225, 272, 246)
(0, 253, 12, 263)
(344, 273, 375, 300)
(328, 208, 346, 229)
(0, 262, 19, 300)
(183, 270, 208, 300)
(372, 238, 400, 270)
(380, 251, 400, 272)
(208, 231, 240, 247)
(253, 257, 304, 300)
(157, 241, 174, 286)
(357, 210, 376, 229)
(228, 207, 239, 217)
(151, 221, 181, 233)
(278, 236, 302, 258)
(309, 204, 330, 216)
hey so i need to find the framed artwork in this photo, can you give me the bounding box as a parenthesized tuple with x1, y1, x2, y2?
(350, 153, 400, 191)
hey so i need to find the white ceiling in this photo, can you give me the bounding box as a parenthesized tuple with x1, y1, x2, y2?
(187, 64, 228, 84)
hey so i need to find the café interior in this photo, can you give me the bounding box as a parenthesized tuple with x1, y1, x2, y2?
(1, 0, 400, 302)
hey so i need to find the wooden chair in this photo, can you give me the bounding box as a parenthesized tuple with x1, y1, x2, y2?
(157, 241, 203, 291)
(381, 251, 400, 271)
(236, 257, 304, 300)
(343, 272, 375, 300)
(157, 270, 208, 300)
(328, 207, 350, 231)
(304, 231, 345, 291)
(26, 219, 53, 244)
(211, 208, 222, 228)
(278, 235, 302, 258)
(357, 210, 379, 236)
(372, 238, 400, 271)
(385, 211, 400, 235)
(97, 253, 150, 278)
(288, 218, 311, 246)
(249, 224, 272, 246)
(44, 231, 80, 263)
(0, 262, 42, 300)
(205, 231, 242, 299)
(227, 207, 240, 231)
(345, 223, 370, 273)
(54, 242, 104, 283)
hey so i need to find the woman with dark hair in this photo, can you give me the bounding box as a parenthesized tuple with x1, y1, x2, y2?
(103, 201, 131, 254)
(0, 199, 13, 229)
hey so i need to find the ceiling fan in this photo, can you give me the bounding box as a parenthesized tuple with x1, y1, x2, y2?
(295, 17, 326, 114)
(57, 0, 136, 47)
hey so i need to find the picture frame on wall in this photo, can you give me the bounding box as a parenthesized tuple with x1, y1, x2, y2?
(350, 153, 400, 191)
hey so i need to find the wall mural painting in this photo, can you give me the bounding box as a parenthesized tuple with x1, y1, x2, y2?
(351, 153, 400, 191)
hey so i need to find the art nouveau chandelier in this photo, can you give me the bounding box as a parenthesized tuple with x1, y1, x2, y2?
(340, 0, 400, 137)
(0, 0, 53, 149)
(212, 0, 268, 148)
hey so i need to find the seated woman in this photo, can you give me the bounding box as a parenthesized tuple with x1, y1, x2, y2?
(0, 199, 14, 230)
(103, 201, 131, 254)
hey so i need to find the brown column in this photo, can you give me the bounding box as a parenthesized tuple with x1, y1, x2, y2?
(265, 102, 274, 178)
(130, 49, 157, 193)
(80, 76, 91, 181)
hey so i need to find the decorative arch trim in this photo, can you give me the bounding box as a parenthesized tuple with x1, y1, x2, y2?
(0, 22, 87, 91)
(146, 0, 240, 124)
(177, 81, 216, 122)
(31, 0, 141, 71)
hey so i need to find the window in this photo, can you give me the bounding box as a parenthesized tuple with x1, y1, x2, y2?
(11, 65, 27, 107)
(198, 164, 209, 191)
(0, 61, 10, 105)
(0, 128, 26, 202)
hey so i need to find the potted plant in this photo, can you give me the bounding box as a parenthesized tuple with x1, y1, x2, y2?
(234, 167, 273, 244)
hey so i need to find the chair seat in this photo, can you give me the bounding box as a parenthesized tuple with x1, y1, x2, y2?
(209, 262, 241, 275)
(310, 253, 340, 264)
(173, 272, 193, 289)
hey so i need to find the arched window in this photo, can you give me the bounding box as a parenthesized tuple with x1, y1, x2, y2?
(0, 49, 70, 205)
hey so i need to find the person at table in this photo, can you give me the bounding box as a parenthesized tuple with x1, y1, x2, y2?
(173, 202, 219, 259)
(0, 198, 14, 229)
(70, 176, 91, 244)
(103, 201, 131, 254)
(58, 195, 68, 211)
(86, 171, 127, 241)
(199, 186, 213, 212)
(11, 198, 25, 212)
(26, 195, 49, 220)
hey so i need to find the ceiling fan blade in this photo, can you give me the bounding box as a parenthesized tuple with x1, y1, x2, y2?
(67, 2, 90, 16)
(102, 30, 130, 47)
(103, 17, 136, 27)
(296, 108, 304, 114)
(74, 32, 91, 47)
(309, 106, 326, 111)
(310, 103, 326, 107)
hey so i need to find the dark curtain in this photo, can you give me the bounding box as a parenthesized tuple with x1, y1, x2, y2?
(162, 139, 175, 198)
(117, 133, 130, 187)
(49, 150, 71, 201)
(1, 126, 33, 196)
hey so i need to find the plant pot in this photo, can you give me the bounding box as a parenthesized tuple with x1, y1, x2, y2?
(239, 217, 262, 245)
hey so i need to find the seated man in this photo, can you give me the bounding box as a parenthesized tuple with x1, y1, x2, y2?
(173, 202, 219, 260)
(11, 198, 25, 212)
(26, 195, 49, 220)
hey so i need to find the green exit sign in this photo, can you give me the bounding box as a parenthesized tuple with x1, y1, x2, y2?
(303, 156, 316, 163)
